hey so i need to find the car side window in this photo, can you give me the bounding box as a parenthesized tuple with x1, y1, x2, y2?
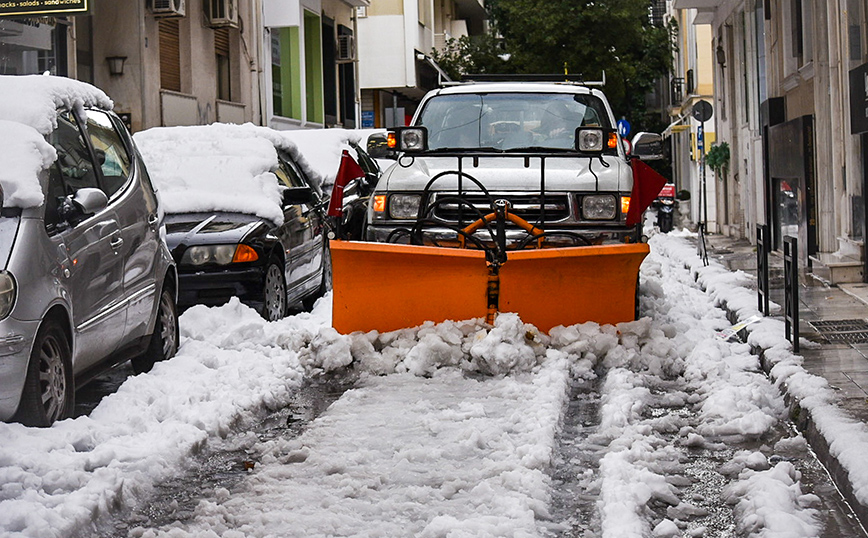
(84, 109, 132, 198)
(274, 158, 307, 189)
(45, 112, 100, 232)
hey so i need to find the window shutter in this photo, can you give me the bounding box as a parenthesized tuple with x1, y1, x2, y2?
(159, 19, 181, 92)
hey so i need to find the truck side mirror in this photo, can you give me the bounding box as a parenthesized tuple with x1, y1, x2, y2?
(630, 132, 664, 160)
(367, 133, 398, 160)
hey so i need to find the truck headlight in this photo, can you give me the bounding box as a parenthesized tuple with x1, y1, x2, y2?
(577, 128, 604, 152)
(581, 195, 617, 220)
(576, 128, 617, 153)
(0, 271, 15, 320)
(389, 194, 422, 219)
(182, 245, 239, 266)
(389, 127, 428, 152)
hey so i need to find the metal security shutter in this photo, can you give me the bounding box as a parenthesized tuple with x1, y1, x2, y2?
(214, 27, 231, 101)
(214, 27, 230, 56)
(159, 19, 181, 92)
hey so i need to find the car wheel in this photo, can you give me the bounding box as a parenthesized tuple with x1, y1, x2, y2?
(261, 259, 287, 321)
(131, 285, 179, 374)
(13, 321, 73, 427)
(303, 241, 331, 311)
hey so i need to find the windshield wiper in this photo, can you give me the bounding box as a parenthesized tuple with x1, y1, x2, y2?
(424, 147, 504, 154)
(503, 146, 577, 153)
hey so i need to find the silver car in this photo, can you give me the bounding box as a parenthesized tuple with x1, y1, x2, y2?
(0, 76, 179, 426)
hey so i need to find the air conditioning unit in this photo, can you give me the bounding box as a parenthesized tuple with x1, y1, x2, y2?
(207, 0, 239, 28)
(151, 0, 186, 17)
(337, 34, 355, 62)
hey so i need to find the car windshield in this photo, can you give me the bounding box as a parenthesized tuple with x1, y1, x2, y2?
(416, 93, 611, 151)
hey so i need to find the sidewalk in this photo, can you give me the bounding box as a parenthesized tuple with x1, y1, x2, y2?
(700, 232, 868, 527)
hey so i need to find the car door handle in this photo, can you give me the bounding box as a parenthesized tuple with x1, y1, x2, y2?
(110, 236, 124, 250)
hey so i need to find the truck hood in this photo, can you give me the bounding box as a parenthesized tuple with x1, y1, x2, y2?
(378, 155, 631, 193)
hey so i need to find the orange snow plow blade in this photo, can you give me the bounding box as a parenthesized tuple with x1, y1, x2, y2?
(330, 241, 490, 334)
(498, 243, 649, 331)
(330, 240, 649, 334)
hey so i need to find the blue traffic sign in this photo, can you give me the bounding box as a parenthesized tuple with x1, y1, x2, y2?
(617, 119, 631, 137)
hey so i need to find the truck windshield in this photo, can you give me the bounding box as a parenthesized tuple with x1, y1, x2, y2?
(416, 93, 611, 151)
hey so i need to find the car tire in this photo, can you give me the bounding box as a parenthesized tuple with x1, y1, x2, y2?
(13, 320, 73, 427)
(131, 285, 180, 374)
(303, 240, 331, 311)
(261, 259, 287, 321)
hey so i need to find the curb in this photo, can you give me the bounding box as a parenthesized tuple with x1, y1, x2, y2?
(753, 345, 868, 529)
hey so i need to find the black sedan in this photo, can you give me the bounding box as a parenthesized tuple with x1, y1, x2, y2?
(163, 156, 329, 320)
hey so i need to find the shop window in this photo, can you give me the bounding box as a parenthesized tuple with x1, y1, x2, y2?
(271, 27, 302, 120)
(304, 10, 323, 124)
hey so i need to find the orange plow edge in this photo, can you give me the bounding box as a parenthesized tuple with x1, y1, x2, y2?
(330, 240, 650, 334)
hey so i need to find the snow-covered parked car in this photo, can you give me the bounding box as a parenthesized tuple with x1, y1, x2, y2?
(134, 123, 330, 320)
(0, 75, 179, 426)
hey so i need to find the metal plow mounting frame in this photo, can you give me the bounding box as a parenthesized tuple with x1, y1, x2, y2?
(331, 240, 649, 334)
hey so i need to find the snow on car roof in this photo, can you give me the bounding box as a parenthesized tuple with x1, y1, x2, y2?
(134, 123, 299, 225)
(0, 120, 56, 209)
(0, 75, 113, 209)
(0, 75, 113, 136)
(280, 128, 383, 192)
(134, 124, 373, 224)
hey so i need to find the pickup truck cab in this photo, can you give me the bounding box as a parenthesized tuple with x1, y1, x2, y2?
(365, 81, 662, 247)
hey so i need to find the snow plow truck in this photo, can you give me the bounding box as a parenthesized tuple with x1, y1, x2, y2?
(329, 76, 668, 334)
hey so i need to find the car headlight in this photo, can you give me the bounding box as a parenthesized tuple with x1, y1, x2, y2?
(581, 195, 617, 220)
(389, 194, 422, 220)
(0, 271, 16, 320)
(181, 245, 239, 266)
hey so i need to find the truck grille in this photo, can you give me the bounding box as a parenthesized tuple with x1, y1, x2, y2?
(430, 193, 571, 224)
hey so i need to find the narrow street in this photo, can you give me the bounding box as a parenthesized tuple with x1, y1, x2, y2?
(20, 232, 863, 538)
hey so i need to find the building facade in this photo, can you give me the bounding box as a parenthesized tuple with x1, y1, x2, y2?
(672, 0, 868, 282)
(0, 0, 367, 133)
(356, 0, 487, 128)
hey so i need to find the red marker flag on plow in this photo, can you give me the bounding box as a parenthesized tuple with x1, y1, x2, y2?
(626, 159, 670, 227)
(327, 150, 366, 218)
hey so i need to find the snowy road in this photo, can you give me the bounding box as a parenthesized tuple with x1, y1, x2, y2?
(1, 232, 866, 537)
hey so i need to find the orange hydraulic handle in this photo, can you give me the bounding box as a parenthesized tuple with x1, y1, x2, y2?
(459, 210, 546, 249)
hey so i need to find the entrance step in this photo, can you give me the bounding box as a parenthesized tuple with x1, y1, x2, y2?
(809, 252, 864, 284)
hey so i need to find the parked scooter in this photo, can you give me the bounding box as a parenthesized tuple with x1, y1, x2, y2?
(653, 183, 677, 233)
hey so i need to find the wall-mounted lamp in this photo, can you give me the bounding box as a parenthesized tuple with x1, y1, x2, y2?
(106, 56, 127, 76)
(716, 44, 726, 68)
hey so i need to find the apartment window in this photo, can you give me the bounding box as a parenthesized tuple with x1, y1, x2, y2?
(848, 0, 865, 66)
(791, 0, 813, 66)
(159, 19, 181, 92)
(418, 0, 432, 27)
(215, 27, 231, 101)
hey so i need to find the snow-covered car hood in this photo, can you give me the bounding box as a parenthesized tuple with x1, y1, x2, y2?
(377, 155, 630, 193)
(164, 212, 269, 251)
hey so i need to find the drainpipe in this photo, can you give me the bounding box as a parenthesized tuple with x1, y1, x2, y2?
(353, 7, 361, 126)
(137, 0, 148, 130)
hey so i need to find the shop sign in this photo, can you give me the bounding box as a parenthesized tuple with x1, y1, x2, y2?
(0, 0, 88, 17)
(850, 61, 868, 134)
